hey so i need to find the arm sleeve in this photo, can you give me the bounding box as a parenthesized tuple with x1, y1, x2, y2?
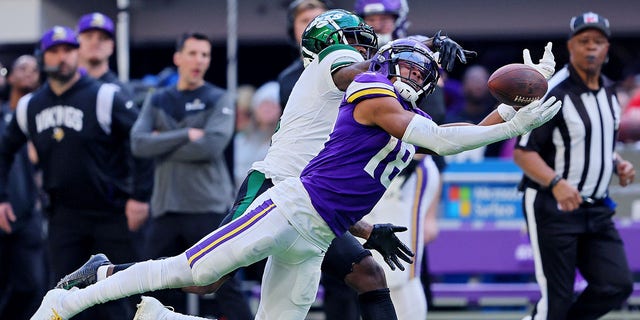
(165, 92, 235, 162)
(402, 114, 521, 156)
(130, 91, 190, 158)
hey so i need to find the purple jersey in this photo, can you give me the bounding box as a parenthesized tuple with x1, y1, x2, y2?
(300, 72, 430, 236)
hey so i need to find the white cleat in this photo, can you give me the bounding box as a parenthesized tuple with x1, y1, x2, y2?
(134, 296, 214, 320)
(133, 296, 169, 320)
(30, 288, 74, 320)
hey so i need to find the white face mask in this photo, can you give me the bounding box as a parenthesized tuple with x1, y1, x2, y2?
(393, 78, 420, 103)
(392, 62, 422, 105)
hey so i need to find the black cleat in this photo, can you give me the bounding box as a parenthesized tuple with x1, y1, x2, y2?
(55, 253, 111, 290)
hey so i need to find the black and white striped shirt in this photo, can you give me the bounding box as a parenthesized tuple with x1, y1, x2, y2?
(516, 64, 621, 199)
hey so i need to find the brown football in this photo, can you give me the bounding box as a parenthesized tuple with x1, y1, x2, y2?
(618, 107, 640, 143)
(487, 63, 548, 108)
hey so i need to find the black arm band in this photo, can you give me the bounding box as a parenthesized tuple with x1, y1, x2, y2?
(548, 174, 562, 190)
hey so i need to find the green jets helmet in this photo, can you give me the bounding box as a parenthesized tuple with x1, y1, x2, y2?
(301, 9, 378, 67)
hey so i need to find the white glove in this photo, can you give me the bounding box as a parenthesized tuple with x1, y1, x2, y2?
(523, 42, 555, 80)
(497, 103, 517, 121)
(506, 96, 562, 136)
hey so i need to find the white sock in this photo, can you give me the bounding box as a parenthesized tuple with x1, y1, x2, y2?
(96, 265, 109, 281)
(62, 255, 194, 318)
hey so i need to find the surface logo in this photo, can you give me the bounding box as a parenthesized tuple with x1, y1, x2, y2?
(447, 185, 472, 218)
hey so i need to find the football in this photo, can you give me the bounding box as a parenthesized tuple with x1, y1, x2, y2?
(618, 107, 640, 143)
(487, 63, 548, 108)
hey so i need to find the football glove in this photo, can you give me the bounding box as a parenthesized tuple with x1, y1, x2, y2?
(507, 96, 562, 135)
(523, 42, 555, 80)
(497, 103, 517, 121)
(432, 30, 478, 72)
(363, 223, 415, 271)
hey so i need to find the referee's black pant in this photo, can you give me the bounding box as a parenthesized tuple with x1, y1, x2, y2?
(523, 189, 633, 320)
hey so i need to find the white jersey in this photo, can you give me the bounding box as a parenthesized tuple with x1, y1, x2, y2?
(251, 45, 363, 183)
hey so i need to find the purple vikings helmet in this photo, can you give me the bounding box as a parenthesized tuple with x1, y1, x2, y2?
(353, 0, 409, 45)
(369, 38, 440, 105)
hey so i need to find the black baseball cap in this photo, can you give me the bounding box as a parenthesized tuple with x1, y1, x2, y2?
(569, 12, 611, 38)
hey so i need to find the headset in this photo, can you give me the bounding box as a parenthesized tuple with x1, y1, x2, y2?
(34, 47, 50, 74)
(34, 47, 60, 74)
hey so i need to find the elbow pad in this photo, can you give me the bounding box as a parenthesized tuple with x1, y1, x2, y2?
(401, 115, 517, 156)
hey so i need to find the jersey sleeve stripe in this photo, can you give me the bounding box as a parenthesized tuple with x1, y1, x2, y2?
(347, 88, 397, 103)
(346, 79, 394, 97)
(318, 44, 359, 62)
(330, 61, 354, 73)
(96, 83, 118, 135)
(16, 93, 33, 136)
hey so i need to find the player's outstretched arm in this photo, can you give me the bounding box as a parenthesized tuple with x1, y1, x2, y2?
(354, 95, 561, 156)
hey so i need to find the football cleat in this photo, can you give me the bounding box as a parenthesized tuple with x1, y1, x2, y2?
(134, 296, 214, 320)
(55, 253, 111, 290)
(30, 288, 74, 320)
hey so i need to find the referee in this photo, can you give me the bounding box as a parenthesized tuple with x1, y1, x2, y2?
(514, 12, 635, 320)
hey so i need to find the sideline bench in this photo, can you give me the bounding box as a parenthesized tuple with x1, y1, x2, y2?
(428, 220, 640, 307)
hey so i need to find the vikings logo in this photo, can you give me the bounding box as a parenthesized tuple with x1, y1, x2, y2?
(52, 127, 65, 142)
(91, 13, 106, 27)
(52, 26, 68, 41)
